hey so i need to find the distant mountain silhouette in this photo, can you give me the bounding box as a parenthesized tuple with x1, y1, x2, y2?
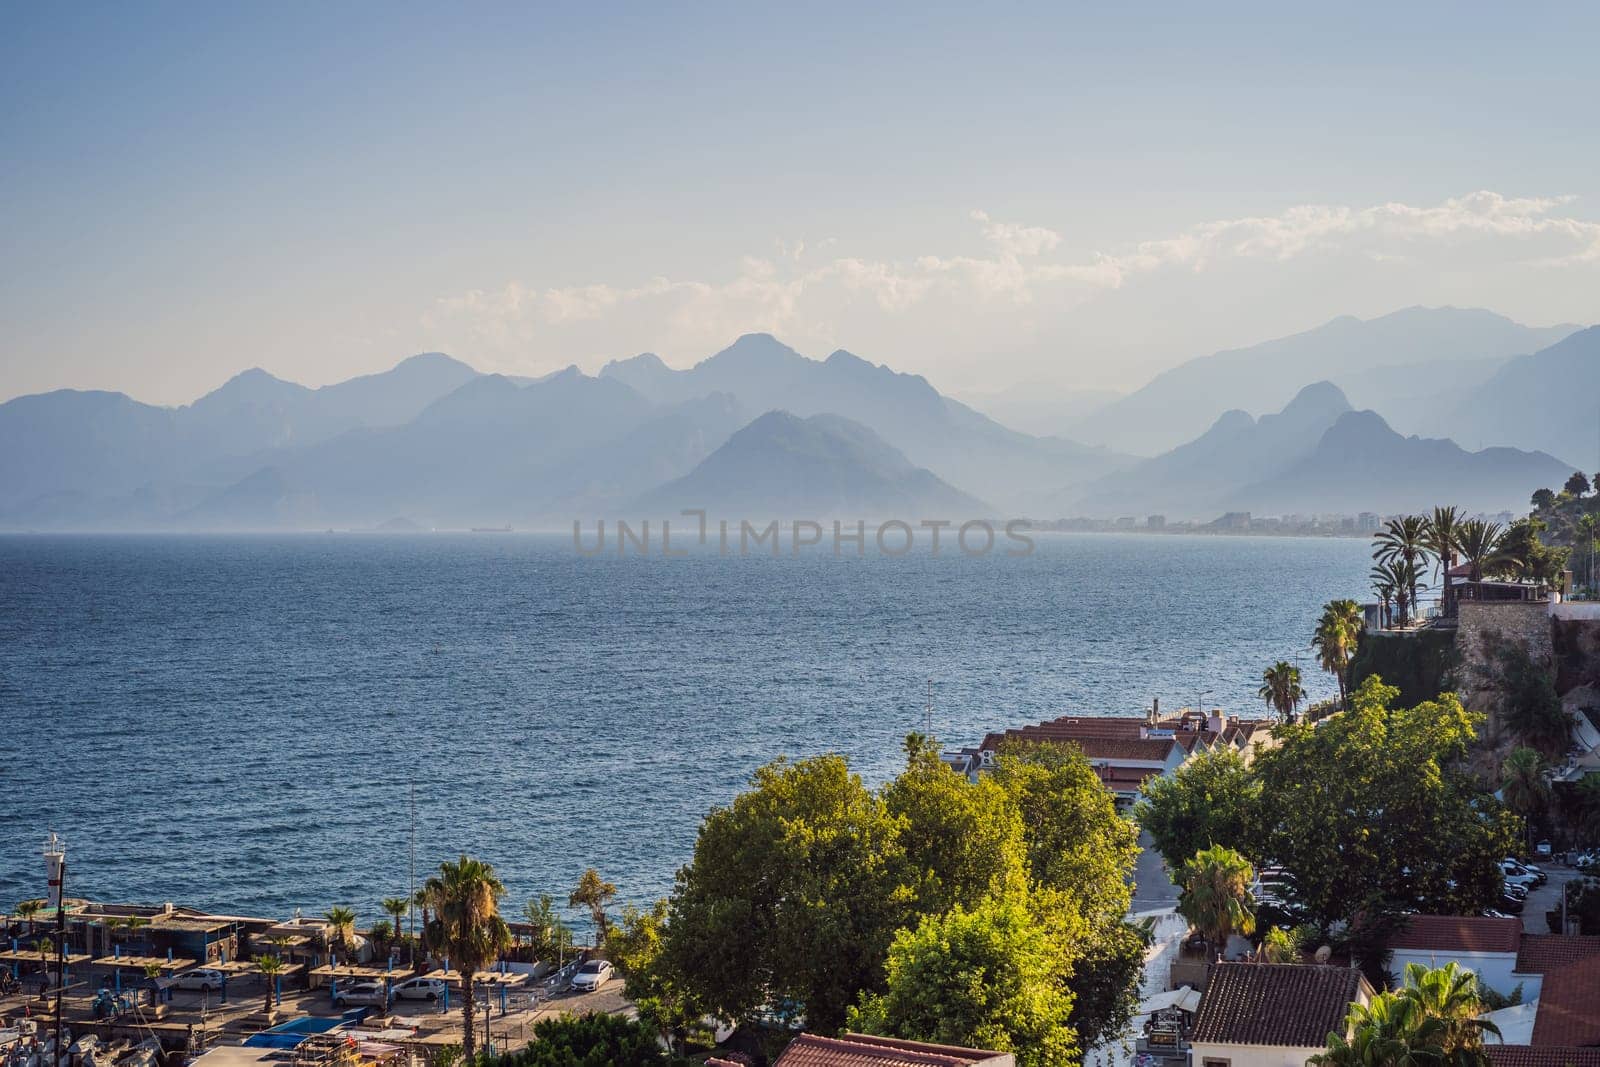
(1230, 409, 1572, 515)
(1067, 381, 1353, 518)
(638, 411, 989, 519)
(1068, 308, 1577, 455)
(1438, 325, 1600, 472)
(604, 334, 1127, 512)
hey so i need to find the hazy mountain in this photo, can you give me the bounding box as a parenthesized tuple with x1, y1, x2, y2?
(1438, 326, 1600, 472)
(0, 389, 180, 509)
(1231, 409, 1572, 516)
(953, 381, 1124, 438)
(1067, 381, 1353, 518)
(315, 352, 478, 425)
(638, 411, 988, 519)
(1069, 308, 1579, 455)
(180, 368, 357, 459)
(604, 334, 1128, 511)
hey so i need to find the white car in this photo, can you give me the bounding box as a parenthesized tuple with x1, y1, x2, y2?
(392, 976, 447, 1001)
(174, 968, 225, 991)
(569, 960, 613, 993)
(333, 980, 393, 1008)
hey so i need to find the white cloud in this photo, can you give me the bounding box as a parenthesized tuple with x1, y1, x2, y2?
(420, 191, 1600, 381)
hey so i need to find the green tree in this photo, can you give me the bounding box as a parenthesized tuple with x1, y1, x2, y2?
(1375, 516, 1432, 622)
(1457, 520, 1503, 583)
(522, 894, 574, 967)
(1313, 599, 1364, 709)
(568, 869, 618, 947)
(848, 898, 1078, 1067)
(423, 855, 514, 1060)
(1565, 472, 1591, 497)
(323, 906, 356, 951)
(1134, 747, 1260, 872)
(1258, 661, 1307, 722)
(494, 1012, 689, 1066)
(255, 955, 283, 1015)
(1310, 993, 1444, 1067)
(13, 899, 42, 934)
(1371, 559, 1421, 628)
(1176, 845, 1256, 950)
(1427, 507, 1463, 616)
(1251, 678, 1515, 925)
(1396, 961, 1499, 1058)
(1532, 488, 1557, 512)
(1492, 518, 1569, 586)
(1489, 638, 1573, 758)
(381, 897, 411, 962)
(658, 755, 910, 1032)
(1259, 926, 1303, 963)
(882, 741, 1027, 917)
(1499, 747, 1551, 843)
(607, 899, 705, 1054)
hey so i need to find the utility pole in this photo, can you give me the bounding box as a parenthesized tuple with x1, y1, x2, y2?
(924, 678, 933, 740)
(54, 860, 65, 1067)
(408, 783, 416, 967)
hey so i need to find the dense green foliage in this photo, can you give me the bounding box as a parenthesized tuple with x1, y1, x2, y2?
(1138, 678, 1515, 931)
(1309, 963, 1498, 1067)
(1487, 636, 1573, 757)
(1133, 747, 1260, 872)
(484, 1012, 688, 1066)
(847, 898, 1079, 1067)
(1175, 845, 1255, 948)
(1252, 678, 1516, 924)
(649, 741, 1143, 1059)
(1347, 627, 1456, 708)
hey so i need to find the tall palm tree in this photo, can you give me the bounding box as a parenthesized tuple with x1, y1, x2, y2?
(1457, 520, 1504, 584)
(1176, 845, 1256, 953)
(1372, 559, 1420, 627)
(1500, 747, 1551, 846)
(324, 906, 357, 953)
(1426, 507, 1463, 616)
(1312, 599, 1363, 710)
(1371, 574, 1396, 629)
(1578, 513, 1599, 597)
(381, 897, 411, 963)
(1258, 661, 1306, 723)
(255, 955, 283, 1015)
(423, 855, 512, 1061)
(1375, 515, 1432, 619)
(1311, 994, 1446, 1067)
(569, 868, 618, 946)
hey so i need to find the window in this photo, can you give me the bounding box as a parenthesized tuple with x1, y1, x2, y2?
(1202, 1059, 1231, 1067)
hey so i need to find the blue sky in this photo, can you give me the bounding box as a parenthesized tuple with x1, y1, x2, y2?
(5, 2, 1600, 404)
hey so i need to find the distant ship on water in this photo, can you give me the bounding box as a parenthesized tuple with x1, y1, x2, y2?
(470, 526, 514, 533)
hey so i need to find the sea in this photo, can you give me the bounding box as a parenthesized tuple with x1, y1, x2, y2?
(0, 531, 1370, 935)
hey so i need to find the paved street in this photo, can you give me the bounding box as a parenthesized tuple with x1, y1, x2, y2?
(1131, 832, 1182, 913)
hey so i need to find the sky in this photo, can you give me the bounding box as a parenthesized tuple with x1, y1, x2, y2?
(4, 1, 1600, 406)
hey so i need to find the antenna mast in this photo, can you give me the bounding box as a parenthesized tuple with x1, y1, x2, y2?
(925, 679, 933, 739)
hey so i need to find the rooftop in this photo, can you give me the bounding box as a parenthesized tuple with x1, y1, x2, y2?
(1530, 956, 1600, 1048)
(774, 1034, 1012, 1067)
(1486, 1048, 1600, 1067)
(1190, 963, 1368, 1048)
(1388, 915, 1523, 955)
(1514, 934, 1600, 975)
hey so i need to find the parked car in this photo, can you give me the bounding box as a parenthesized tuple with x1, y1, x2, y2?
(569, 960, 613, 993)
(392, 976, 447, 1002)
(1503, 858, 1547, 885)
(1498, 894, 1526, 914)
(1481, 909, 1513, 919)
(1503, 882, 1529, 900)
(174, 968, 225, 992)
(333, 981, 392, 1008)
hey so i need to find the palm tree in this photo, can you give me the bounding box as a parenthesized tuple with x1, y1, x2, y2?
(381, 897, 411, 963)
(1371, 573, 1396, 629)
(1176, 845, 1255, 953)
(1312, 599, 1363, 709)
(422, 855, 512, 1061)
(569, 868, 618, 946)
(142, 961, 162, 1007)
(1258, 661, 1306, 723)
(1311, 994, 1446, 1067)
(13, 900, 41, 935)
(1372, 559, 1420, 627)
(1426, 507, 1463, 616)
(255, 955, 283, 1015)
(1457, 519, 1503, 584)
(324, 906, 357, 953)
(1396, 961, 1499, 1056)
(1578, 513, 1598, 597)
(1375, 515, 1432, 620)
(1500, 747, 1551, 847)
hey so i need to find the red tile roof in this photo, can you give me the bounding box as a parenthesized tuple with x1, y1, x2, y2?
(1190, 963, 1369, 1048)
(1530, 955, 1600, 1048)
(1486, 1048, 1600, 1067)
(986, 732, 1179, 762)
(1388, 915, 1523, 955)
(775, 1034, 1009, 1067)
(1514, 934, 1600, 975)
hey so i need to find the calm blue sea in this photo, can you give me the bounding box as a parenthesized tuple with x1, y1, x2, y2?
(0, 532, 1369, 934)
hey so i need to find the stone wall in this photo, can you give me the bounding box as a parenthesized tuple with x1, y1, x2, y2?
(1454, 601, 1555, 703)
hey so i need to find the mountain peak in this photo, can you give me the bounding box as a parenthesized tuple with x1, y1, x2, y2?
(1277, 380, 1352, 419)
(702, 333, 803, 367)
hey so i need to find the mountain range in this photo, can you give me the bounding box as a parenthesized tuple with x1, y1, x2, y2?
(1065, 307, 1579, 456)
(1, 313, 1587, 530)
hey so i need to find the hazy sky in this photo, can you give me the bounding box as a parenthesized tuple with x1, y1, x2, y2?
(5, 2, 1600, 405)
